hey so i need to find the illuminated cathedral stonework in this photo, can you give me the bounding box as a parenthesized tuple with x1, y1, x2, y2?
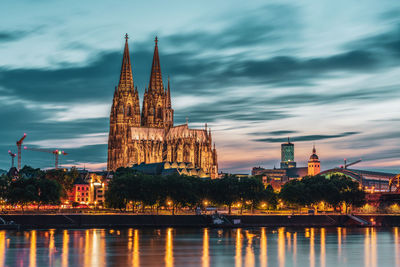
(107, 35, 218, 177)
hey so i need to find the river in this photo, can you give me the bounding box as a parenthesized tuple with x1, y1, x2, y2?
(0, 227, 399, 266)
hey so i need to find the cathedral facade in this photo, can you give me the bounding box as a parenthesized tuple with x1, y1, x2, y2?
(107, 35, 218, 177)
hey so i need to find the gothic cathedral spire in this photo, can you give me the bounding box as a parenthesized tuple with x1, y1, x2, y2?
(148, 36, 163, 93)
(108, 34, 140, 171)
(119, 33, 134, 90)
(141, 37, 174, 128)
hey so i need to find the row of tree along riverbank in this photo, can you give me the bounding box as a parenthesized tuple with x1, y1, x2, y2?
(106, 168, 365, 214)
(1, 166, 365, 214)
(2, 214, 400, 228)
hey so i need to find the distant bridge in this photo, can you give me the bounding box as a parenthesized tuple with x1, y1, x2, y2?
(319, 168, 397, 192)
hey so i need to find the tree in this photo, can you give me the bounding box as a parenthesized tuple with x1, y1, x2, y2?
(19, 165, 44, 179)
(164, 174, 199, 215)
(45, 169, 75, 198)
(238, 177, 265, 214)
(280, 179, 311, 208)
(279, 174, 366, 213)
(36, 178, 62, 209)
(260, 185, 278, 210)
(105, 175, 132, 211)
(7, 178, 38, 212)
(211, 176, 240, 214)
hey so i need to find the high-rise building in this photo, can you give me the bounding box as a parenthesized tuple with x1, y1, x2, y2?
(307, 145, 320, 176)
(107, 35, 218, 177)
(280, 138, 296, 169)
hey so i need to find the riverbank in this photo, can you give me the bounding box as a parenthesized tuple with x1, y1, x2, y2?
(2, 214, 400, 229)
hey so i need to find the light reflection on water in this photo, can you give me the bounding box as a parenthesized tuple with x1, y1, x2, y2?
(0, 227, 399, 266)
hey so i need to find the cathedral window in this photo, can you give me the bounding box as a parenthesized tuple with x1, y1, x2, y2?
(157, 108, 162, 119)
(127, 105, 132, 116)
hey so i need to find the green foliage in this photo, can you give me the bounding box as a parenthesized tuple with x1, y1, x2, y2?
(37, 178, 62, 206)
(105, 170, 278, 214)
(3, 173, 62, 211)
(210, 176, 240, 214)
(45, 168, 77, 197)
(7, 178, 39, 209)
(19, 165, 44, 179)
(0, 175, 11, 200)
(279, 174, 365, 213)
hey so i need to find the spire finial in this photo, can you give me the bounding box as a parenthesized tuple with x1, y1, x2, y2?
(312, 143, 316, 154)
(186, 117, 189, 125)
(118, 33, 133, 89)
(155, 36, 158, 45)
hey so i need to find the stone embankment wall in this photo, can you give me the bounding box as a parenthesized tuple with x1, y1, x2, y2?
(2, 214, 400, 229)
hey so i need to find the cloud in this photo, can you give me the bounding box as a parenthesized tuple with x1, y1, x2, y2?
(175, 97, 291, 124)
(253, 132, 360, 143)
(27, 133, 108, 149)
(0, 26, 45, 43)
(165, 4, 301, 50)
(0, 31, 31, 43)
(249, 130, 298, 136)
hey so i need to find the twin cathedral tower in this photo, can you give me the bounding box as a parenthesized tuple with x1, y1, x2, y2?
(107, 35, 218, 177)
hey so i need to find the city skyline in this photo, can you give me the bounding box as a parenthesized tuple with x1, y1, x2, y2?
(0, 0, 400, 173)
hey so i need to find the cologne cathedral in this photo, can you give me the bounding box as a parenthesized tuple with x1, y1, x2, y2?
(107, 35, 218, 177)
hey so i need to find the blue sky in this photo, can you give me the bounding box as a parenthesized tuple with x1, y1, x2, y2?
(0, 0, 399, 173)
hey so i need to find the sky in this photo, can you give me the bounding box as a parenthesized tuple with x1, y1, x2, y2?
(0, 0, 399, 174)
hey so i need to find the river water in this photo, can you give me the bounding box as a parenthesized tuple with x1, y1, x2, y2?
(0, 227, 399, 266)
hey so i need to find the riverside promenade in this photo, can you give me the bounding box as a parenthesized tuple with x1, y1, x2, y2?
(2, 214, 400, 229)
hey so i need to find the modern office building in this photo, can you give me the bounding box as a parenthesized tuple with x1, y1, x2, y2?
(280, 138, 296, 169)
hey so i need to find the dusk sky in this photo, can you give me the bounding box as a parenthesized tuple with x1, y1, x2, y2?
(0, 0, 399, 173)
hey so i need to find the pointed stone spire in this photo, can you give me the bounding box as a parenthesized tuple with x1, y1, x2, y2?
(118, 33, 134, 89)
(149, 36, 163, 93)
(312, 144, 316, 154)
(167, 76, 171, 108)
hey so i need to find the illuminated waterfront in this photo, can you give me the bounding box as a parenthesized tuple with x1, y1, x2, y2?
(0, 227, 399, 266)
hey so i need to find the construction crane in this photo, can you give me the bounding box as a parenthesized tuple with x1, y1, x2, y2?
(16, 133, 27, 170)
(24, 146, 67, 170)
(8, 150, 16, 168)
(340, 158, 362, 169)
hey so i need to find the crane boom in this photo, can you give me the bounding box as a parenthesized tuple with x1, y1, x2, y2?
(24, 146, 67, 169)
(342, 158, 362, 169)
